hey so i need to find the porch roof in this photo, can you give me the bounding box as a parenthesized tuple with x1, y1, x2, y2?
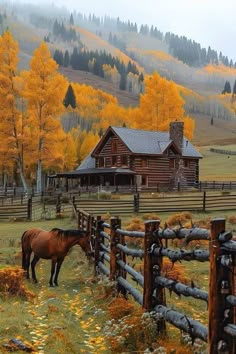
(52, 168, 135, 178)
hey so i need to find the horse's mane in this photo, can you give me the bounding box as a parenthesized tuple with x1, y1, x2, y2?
(51, 228, 87, 237)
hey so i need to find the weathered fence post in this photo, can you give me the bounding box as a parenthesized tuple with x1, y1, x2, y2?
(134, 193, 140, 213)
(143, 220, 166, 333)
(143, 221, 165, 307)
(203, 191, 206, 212)
(27, 197, 32, 220)
(78, 210, 82, 229)
(94, 216, 103, 274)
(109, 217, 120, 280)
(56, 194, 61, 214)
(115, 217, 127, 295)
(208, 218, 235, 354)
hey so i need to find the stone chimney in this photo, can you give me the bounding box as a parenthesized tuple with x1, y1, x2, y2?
(169, 121, 184, 153)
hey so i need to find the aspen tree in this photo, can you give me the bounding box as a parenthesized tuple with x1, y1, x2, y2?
(0, 31, 29, 191)
(22, 42, 67, 192)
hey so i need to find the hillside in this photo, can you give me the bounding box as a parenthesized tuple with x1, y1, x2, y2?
(2, 1, 236, 148)
(60, 67, 236, 146)
(59, 67, 139, 108)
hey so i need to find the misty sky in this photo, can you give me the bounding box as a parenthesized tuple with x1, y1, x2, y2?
(20, 0, 236, 61)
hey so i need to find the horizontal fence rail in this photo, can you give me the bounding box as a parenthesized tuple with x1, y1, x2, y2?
(72, 191, 236, 215)
(77, 210, 236, 353)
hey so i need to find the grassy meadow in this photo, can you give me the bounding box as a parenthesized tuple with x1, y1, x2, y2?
(199, 145, 236, 181)
(1, 207, 236, 353)
(0, 148, 236, 353)
(0, 218, 111, 354)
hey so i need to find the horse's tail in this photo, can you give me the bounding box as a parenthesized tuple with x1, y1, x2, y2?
(21, 231, 27, 270)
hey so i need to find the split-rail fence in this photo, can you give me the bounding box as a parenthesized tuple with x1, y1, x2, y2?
(77, 209, 236, 353)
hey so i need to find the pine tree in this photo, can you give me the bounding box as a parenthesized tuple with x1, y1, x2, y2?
(64, 50, 69, 67)
(222, 81, 231, 94)
(69, 13, 74, 25)
(233, 80, 236, 95)
(63, 84, 76, 108)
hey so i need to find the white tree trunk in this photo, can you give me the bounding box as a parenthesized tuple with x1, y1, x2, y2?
(18, 160, 29, 193)
(36, 159, 42, 193)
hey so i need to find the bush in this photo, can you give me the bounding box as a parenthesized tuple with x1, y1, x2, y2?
(228, 215, 236, 224)
(0, 267, 35, 299)
(167, 212, 192, 227)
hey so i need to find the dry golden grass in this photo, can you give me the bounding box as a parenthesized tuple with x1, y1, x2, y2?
(0, 267, 35, 299)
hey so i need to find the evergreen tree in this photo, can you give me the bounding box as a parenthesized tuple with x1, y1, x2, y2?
(233, 79, 236, 95)
(69, 13, 74, 25)
(63, 84, 76, 108)
(63, 50, 69, 67)
(222, 81, 231, 94)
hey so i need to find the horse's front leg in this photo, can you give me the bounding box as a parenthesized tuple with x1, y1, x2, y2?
(31, 255, 40, 283)
(49, 259, 57, 287)
(54, 258, 64, 286)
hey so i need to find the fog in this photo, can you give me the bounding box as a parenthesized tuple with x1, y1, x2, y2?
(17, 0, 236, 61)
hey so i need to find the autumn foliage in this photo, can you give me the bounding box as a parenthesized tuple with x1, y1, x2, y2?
(0, 32, 195, 188)
(0, 267, 35, 299)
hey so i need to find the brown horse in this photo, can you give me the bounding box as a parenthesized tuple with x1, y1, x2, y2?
(21, 227, 92, 287)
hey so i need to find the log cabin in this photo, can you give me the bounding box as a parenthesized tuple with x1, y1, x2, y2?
(51, 121, 202, 192)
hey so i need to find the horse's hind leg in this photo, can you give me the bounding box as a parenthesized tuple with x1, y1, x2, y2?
(31, 255, 40, 283)
(49, 259, 57, 287)
(54, 258, 64, 286)
(25, 251, 32, 279)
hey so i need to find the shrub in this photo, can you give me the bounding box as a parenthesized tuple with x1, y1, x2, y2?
(104, 304, 160, 353)
(167, 212, 193, 227)
(228, 215, 236, 225)
(0, 267, 35, 299)
(142, 213, 161, 221)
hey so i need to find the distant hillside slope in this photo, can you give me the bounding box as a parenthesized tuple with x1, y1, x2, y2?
(2, 5, 236, 147)
(60, 67, 236, 146)
(59, 67, 139, 108)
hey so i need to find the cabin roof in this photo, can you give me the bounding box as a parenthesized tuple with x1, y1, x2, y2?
(92, 126, 202, 158)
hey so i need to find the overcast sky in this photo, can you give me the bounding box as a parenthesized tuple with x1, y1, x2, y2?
(21, 0, 236, 61)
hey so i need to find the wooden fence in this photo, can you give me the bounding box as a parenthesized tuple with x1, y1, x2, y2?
(1, 190, 236, 221)
(77, 210, 236, 353)
(73, 191, 236, 215)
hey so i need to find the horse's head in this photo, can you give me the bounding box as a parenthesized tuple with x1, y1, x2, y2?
(78, 232, 93, 258)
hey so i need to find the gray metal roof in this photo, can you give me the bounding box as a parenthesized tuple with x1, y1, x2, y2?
(56, 168, 135, 177)
(111, 126, 202, 158)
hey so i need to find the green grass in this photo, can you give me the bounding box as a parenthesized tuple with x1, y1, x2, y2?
(199, 145, 236, 181)
(0, 210, 234, 353)
(0, 218, 111, 354)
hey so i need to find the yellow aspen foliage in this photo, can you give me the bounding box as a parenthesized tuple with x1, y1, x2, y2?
(79, 131, 100, 162)
(97, 103, 127, 130)
(133, 72, 194, 140)
(0, 31, 30, 190)
(21, 42, 68, 191)
(61, 132, 78, 170)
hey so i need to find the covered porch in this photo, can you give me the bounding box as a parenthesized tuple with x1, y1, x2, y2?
(48, 168, 136, 192)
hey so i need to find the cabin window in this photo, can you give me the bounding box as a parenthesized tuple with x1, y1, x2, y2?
(184, 159, 190, 168)
(111, 140, 118, 153)
(112, 156, 117, 166)
(121, 155, 128, 166)
(99, 157, 105, 167)
(141, 158, 148, 167)
(141, 176, 147, 185)
(169, 159, 175, 169)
